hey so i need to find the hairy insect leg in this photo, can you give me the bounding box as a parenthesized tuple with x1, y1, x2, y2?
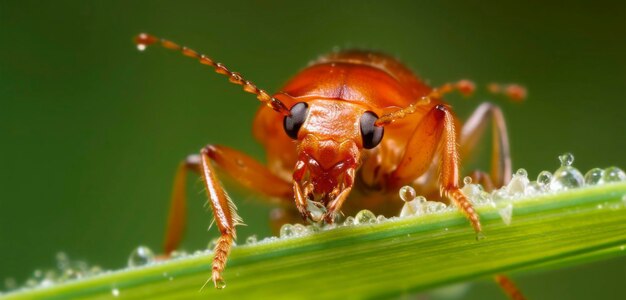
(461, 105, 525, 299)
(390, 104, 481, 233)
(460, 102, 512, 188)
(163, 155, 201, 254)
(198, 146, 239, 289)
(163, 146, 293, 256)
(164, 145, 292, 288)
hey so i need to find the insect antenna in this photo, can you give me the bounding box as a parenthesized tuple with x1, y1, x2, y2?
(375, 79, 475, 126)
(134, 33, 291, 116)
(375, 79, 526, 126)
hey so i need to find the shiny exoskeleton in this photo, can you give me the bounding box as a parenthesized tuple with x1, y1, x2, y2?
(134, 33, 523, 298)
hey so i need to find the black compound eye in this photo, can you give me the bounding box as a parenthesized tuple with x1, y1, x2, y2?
(283, 102, 309, 139)
(360, 111, 384, 149)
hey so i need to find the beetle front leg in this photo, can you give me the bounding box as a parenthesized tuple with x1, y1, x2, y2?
(195, 145, 293, 288)
(198, 146, 240, 289)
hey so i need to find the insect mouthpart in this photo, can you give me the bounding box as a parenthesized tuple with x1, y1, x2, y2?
(293, 158, 356, 223)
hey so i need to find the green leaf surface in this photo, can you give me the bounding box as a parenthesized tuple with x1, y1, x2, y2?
(4, 183, 626, 300)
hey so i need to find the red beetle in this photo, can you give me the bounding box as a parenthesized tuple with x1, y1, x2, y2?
(135, 33, 525, 297)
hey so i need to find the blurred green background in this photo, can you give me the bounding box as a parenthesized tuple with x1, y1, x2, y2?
(1, 0, 624, 298)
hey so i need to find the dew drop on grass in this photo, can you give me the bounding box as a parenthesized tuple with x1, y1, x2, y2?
(425, 201, 447, 213)
(376, 215, 387, 223)
(343, 216, 355, 226)
(111, 288, 120, 297)
(169, 250, 188, 259)
(400, 196, 426, 217)
(550, 154, 584, 191)
(292, 224, 308, 236)
(584, 168, 604, 185)
(245, 235, 258, 245)
(215, 278, 226, 289)
(127, 246, 155, 267)
(537, 171, 553, 187)
(279, 224, 295, 238)
(559, 152, 574, 167)
(507, 169, 529, 195)
(307, 224, 322, 234)
(603, 167, 626, 183)
(499, 203, 513, 225)
(354, 210, 376, 224)
(399, 185, 417, 202)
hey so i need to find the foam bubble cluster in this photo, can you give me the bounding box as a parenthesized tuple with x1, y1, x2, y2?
(2, 252, 105, 294)
(398, 153, 626, 226)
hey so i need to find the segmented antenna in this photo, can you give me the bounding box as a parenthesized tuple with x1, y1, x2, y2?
(134, 33, 290, 116)
(375, 79, 526, 126)
(375, 80, 476, 126)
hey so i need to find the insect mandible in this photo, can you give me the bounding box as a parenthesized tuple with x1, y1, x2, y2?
(134, 33, 525, 290)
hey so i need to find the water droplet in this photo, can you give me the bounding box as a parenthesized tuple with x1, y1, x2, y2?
(584, 168, 604, 185)
(354, 210, 376, 224)
(279, 224, 295, 238)
(399, 186, 416, 202)
(215, 278, 226, 289)
(463, 176, 472, 186)
(537, 171, 553, 187)
(492, 189, 510, 202)
(127, 246, 155, 267)
(343, 216, 355, 226)
(306, 200, 326, 221)
(558, 153, 574, 167)
(25, 278, 38, 288)
(376, 215, 387, 223)
(292, 224, 308, 236)
(550, 166, 584, 191)
(56, 252, 70, 271)
(525, 182, 543, 196)
(169, 250, 188, 259)
(476, 232, 486, 241)
(111, 288, 120, 297)
(88, 265, 103, 276)
(400, 196, 424, 217)
(4, 277, 17, 291)
(603, 167, 626, 183)
(425, 201, 447, 213)
(462, 184, 491, 205)
(245, 235, 258, 245)
(33, 269, 43, 280)
(306, 224, 321, 233)
(499, 203, 513, 225)
(137, 44, 147, 51)
(507, 169, 529, 196)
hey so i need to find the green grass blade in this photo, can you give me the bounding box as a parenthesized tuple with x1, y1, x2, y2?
(4, 183, 626, 300)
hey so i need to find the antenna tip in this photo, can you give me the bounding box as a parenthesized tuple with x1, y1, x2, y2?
(134, 33, 158, 51)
